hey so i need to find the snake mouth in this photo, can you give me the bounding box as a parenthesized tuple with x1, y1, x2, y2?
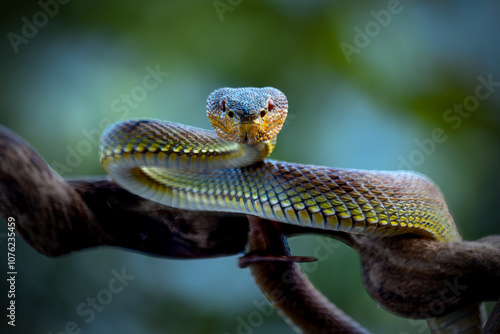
(239, 122, 254, 133)
(237, 121, 259, 143)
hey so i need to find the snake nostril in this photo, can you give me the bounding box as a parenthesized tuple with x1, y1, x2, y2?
(260, 110, 267, 118)
(227, 111, 234, 118)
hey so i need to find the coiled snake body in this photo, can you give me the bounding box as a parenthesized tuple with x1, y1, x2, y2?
(100, 87, 460, 243)
(100, 87, 477, 333)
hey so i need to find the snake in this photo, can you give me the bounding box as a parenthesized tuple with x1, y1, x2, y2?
(100, 87, 476, 333)
(100, 87, 460, 243)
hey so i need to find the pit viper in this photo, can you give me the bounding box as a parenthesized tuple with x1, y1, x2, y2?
(100, 87, 460, 242)
(100, 87, 479, 333)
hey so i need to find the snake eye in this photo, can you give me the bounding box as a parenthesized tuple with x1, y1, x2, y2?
(227, 111, 234, 118)
(219, 99, 226, 112)
(267, 99, 275, 111)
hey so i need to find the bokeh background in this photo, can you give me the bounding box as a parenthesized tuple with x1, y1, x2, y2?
(1, 1, 500, 333)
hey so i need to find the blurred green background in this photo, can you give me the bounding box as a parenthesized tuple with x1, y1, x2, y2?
(1, 1, 500, 333)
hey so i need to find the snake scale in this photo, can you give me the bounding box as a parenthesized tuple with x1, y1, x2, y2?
(100, 87, 460, 243)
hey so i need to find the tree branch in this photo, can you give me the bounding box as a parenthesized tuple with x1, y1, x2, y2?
(1, 125, 499, 332)
(0, 125, 249, 259)
(242, 216, 371, 334)
(351, 234, 500, 319)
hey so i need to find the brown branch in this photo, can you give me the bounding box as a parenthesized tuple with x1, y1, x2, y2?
(243, 220, 500, 333)
(1, 125, 499, 332)
(350, 234, 500, 319)
(241, 216, 371, 334)
(0, 125, 249, 259)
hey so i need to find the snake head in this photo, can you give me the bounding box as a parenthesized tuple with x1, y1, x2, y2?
(206, 87, 288, 144)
